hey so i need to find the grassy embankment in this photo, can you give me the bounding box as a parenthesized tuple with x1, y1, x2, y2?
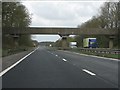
(2, 46, 34, 57)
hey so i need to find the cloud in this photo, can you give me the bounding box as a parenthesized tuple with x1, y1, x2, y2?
(22, 1, 105, 42)
(22, 1, 105, 27)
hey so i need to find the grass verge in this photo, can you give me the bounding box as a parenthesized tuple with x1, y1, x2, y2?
(2, 46, 35, 57)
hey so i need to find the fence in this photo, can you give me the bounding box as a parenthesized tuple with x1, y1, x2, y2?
(77, 48, 120, 54)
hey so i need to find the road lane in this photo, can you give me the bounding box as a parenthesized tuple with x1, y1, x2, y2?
(0, 47, 39, 77)
(50, 49, 118, 87)
(2, 46, 118, 88)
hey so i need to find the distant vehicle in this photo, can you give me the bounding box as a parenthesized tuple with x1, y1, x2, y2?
(49, 44, 52, 47)
(69, 42, 77, 48)
(83, 38, 98, 48)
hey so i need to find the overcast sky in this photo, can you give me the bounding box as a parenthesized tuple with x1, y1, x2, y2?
(22, 1, 106, 42)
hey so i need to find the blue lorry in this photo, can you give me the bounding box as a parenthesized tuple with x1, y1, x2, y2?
(83, 38, 98, 48)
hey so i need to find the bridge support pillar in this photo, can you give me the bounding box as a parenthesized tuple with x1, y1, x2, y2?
(59, 34, 69, 49)
(109, 36, 115, 49)
(61, 36, 68, 49)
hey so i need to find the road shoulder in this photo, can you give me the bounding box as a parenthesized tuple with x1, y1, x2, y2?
(2, 47, 37, 71)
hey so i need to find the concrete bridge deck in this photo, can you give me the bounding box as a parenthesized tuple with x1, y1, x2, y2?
(3, 27, 118, 35)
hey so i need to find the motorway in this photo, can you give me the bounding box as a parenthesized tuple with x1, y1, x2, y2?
(2, 46, 119, 88)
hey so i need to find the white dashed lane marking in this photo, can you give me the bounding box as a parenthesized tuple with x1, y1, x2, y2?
(55, 55, 58, 57)
(62, 58, 67, 62)
(47, 51, 67, 62)
(47, 51, 96, 76)
(82, 69, 96, 76)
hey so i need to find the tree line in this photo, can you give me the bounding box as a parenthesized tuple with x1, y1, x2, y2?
(78, 2, 119, 29)
(76, 1, 120, 48)
(2, 2, 35, 52)
(55, 1, 120, 48)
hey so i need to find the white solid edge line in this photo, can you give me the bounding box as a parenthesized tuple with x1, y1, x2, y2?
(82, 69, 96, 76)
(0, 47, 39, 77)
(79, 53, 119, 61)
(62, 58, 67, 62)
(62, 50, 119, 61)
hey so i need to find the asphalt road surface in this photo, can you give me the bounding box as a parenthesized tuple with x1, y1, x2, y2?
(2, 46, 119, 88)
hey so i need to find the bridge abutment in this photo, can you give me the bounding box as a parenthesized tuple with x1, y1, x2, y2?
(61, 36, 68, 49)
(59, 34, 69, 49)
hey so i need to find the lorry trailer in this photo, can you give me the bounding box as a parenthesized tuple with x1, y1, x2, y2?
(83, 38, 98, 48)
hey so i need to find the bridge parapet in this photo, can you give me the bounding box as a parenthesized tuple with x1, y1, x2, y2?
(3, 27, 118, 35)
(3, 27, 118, 49)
